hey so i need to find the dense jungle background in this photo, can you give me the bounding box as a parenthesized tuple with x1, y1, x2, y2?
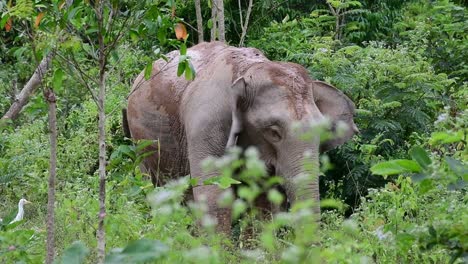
(0, 0, 467, 263)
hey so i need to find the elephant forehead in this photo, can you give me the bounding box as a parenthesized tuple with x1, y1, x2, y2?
(264, 64, 313, 120)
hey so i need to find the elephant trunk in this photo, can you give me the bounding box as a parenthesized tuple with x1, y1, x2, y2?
(278, 137, 321, 215)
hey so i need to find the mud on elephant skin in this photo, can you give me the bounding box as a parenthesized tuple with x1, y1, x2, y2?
(124, 41, 358, 234)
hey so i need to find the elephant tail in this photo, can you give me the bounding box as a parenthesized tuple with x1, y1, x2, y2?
(122, 108, 131, 138)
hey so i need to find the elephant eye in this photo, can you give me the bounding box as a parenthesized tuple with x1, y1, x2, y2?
(263, 125, 282, 143)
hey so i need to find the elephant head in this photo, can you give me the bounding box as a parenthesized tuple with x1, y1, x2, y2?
(226, 62, 357, 208)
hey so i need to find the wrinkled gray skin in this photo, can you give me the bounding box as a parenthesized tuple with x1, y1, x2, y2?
(126, 42, 357, 234)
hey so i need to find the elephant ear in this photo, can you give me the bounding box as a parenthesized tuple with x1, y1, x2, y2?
(312, 81, 358, 152)
(226, 77, 247, 149)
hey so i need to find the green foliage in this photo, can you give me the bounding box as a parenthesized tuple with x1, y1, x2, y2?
(58, 241, 89, 264)
(395, 1, 468, 81)
(249, 3, 464, 208)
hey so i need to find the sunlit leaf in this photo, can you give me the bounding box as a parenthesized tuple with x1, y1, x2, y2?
(135, 139, 155, 152)
(59, 1, 66, 10)
(429, 131, 463, 145)
(207, 19, 213, 29)
(1, 14, 10, 29)
(320, 198, 344, 211)
(371, 159, 421, 176)
(5, 17, 12, 32)
(180, 43, 187, 55)
(144, 62, 153, 80)
(175, 23, 187, 40)
(203, 176, 241, 189)
(34, 12, 45, 28)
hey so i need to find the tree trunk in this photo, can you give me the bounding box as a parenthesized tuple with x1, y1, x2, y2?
(45, 88, 57, 264)
(1, 52, 53, 120)
(96, 70, 107, 263)
(216, 0, 225, 42)
(210, 0, 218, 41)
(239, 0, 253, 47)
(194, 0, 204, 43)
(96, 1, 107, 263)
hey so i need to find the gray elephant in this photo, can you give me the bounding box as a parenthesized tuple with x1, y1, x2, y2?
(124, 41, 357, 234)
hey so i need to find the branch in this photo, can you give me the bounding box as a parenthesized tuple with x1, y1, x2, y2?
(239, 0, 253, 47)
(54, 52, 100, 106)
(1, 52, 54, 121)
(194, 0, 204, 43)
(238, 0, 243, 30)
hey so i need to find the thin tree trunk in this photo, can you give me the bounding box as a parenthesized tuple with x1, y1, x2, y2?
(216, 0, 225, 42)
(239, 0, 253, 47)
(194, 0, 204, 43)
(210, 0, 218, 41)
(96, 1, 107, 262)
(45, 88, 57, 264)
(10, 78, 18, 103)
(1, 52, 53, 120)
(96, 70, 106, 264)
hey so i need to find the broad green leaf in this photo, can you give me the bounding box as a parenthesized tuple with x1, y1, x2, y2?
(218, 176, 241, 189)
(429, 131, 463, 145)
(207, 18, 213, 29)
(144, 62, 153, 80)
(371, 159, 421, 176)
(184, 61, 193, 80)
(409, 146, 431, 169)
(157, 28, 167, 44)
(180, 43, 187, 55)
(0, 14, 10, 29)
(135, 139, 155, 152)
(203, 176, 241, 189)
(411, 173, 428, 183)
(105, 239, 168, 264)
(58, 241, 89, 264)
(118, 145, 136, 160)
(445, 157, 468, 179)
(177, 61, 185, 77)
(188, 60, 196, 79)
(52, 68, 64, 90)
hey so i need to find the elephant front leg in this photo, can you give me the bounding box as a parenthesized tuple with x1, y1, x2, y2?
(187, 137, 233, 235)
(193, 185, 232, 235)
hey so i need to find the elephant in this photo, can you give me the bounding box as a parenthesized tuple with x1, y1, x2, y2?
(124, 41, 358, 234)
